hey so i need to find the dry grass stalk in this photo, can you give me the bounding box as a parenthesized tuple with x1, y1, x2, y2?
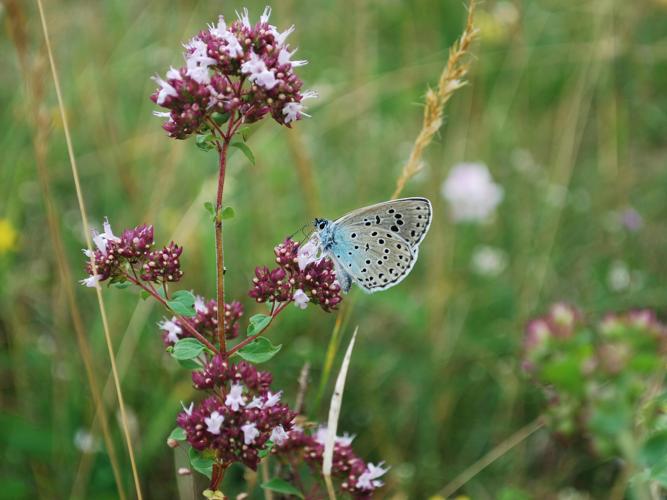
(35, 0, 143, 497)
(4, 1, 127, 497)
(323, 327, 359, 499)
(437, 418, 543, 498)
(295, 362, 311, 414)
(392, 0, 478, 199)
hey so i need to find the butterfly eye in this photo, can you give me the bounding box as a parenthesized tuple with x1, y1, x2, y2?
(319, 222, 326, 230)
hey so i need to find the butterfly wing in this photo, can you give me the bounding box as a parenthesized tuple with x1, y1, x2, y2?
(334, 197, 432, 248)
(327, 229, 417, 293)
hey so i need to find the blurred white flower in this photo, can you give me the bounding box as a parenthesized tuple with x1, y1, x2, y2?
(37, 334, 56, 356)
(608, 260, 630, 291)
(53, 362, 70, 380)
(194, 295, 208, 313)
(181, 401, 194, 416)
(293, 289, 310, 309)
(471, 246, 508, 277)
(241, 52, 278, 89)
(270, 424, 289, 445)
(314, 425, 356, 446)
(79, 275, 102, 288)
(264, 391, 282, 407)
(357, 462, 389, 490)
(150, 75, 177, 106)
(225, 383, 246, 411)
(159, 317, 182, 344)
(241, 422, 259, 444)
(91, 217, 120, 255)
(297, 237, 321, 270)
(441, 162, 504, 223)
(246, 397, 264, 409)
(74, 429, 100, 454)
(205, 411, 224, 435)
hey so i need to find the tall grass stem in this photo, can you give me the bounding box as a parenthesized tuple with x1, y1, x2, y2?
(36, 0, 143, 496)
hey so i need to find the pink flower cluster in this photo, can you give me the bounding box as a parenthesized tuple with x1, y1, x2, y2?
(521, 302, 582, 373)
(521, 305, 667, 455)
(274, 426, 388, 498)
(151, 6, 316, 139)
(80, 219, 183, 288)
(159, 296, 243, 346)
(248, 238, 343, 312)
(178, 357, 295, 470)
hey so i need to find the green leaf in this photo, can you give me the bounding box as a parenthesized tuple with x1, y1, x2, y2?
(188, 447, 214, 479)
(260, 478, 304, 499)
(231, 141, 255, 165)
(237, 126, 251, 141)
(589, 403, 632, 437)
(259, 440, 274, 459)
(220, 206, 235, 220)
(211, 111, 230, 125)
(236, 337, 282, 364)
(196, 133, 216, 152)
(168, 290, 196, 317)
(177, 358, 201, 370)
(540, 358, 582, 394)
(639, 430, 667, 469)
(140, 290, 150, 300)
(111, 281, 130, 289)
(169, 427, 186, 441)
(204, 202, 215, 218)
(247, 314, 272, 336)
(172, 338, 207, 361)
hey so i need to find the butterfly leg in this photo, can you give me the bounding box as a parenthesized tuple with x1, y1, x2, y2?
(332, 261, 353, 293)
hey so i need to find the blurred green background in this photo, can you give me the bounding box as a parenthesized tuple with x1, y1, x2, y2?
(2, 0, 667, 498)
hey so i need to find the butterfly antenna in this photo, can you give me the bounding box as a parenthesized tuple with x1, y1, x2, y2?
(298, 223, 312, 244)
(287, 223, 310, 243)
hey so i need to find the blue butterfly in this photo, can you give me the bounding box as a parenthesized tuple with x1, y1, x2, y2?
(311, 197, 432, 293)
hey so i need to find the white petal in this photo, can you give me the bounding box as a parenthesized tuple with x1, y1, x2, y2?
(260, 6, 272, 23)
(79, 275, 102, 288)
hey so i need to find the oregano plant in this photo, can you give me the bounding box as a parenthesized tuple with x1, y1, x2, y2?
(81, 6, 386, 497)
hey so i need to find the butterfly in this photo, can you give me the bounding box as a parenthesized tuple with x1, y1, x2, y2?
(308, 197, 432, 293)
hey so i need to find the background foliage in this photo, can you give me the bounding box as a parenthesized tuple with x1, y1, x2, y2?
(2, 0, 667, 498)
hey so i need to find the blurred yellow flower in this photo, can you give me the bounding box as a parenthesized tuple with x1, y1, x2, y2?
(0, 218, 18, 253)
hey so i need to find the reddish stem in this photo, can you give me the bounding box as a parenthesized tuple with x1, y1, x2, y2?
(214, 110, 241, 355)
(215, 140, 229, 354)
(227, 301, 290, 356)
(124, 274, 219, 354)
(209, 462, 226, 491)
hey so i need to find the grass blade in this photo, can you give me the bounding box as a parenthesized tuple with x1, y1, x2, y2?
(322, 327, 359, 499)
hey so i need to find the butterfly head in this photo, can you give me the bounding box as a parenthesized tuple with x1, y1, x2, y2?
(313, 218, 335, 249)
(313, 218, 330, 231)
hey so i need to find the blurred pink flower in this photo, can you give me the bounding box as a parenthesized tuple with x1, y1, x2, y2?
(441, 162, 504, 222)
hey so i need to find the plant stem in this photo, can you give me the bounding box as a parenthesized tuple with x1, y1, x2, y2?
(124, 275, 219, 354)
(209, 462, 227, 492)
(215, 140, 229, 354)
(437, 417, 543, 498)
(214, 111, 240, 355)
(228, 302, 290, 356)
